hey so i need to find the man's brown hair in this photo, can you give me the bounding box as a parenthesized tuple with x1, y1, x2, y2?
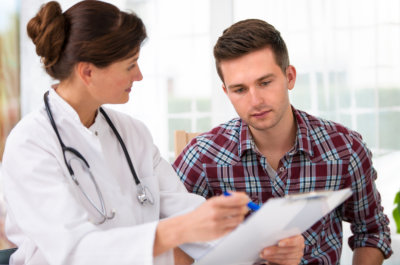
(213, 19, 289, 82)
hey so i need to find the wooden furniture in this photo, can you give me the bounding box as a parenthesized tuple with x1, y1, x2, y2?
(174, 130, 200, 158)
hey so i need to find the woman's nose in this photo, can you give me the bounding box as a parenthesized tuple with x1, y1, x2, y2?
(133, 66, 143, 82)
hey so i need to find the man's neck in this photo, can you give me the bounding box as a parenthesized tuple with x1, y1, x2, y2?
(249, 109, 297, 170)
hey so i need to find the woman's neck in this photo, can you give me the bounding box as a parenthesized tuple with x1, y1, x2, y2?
(55, 81, 99, 128)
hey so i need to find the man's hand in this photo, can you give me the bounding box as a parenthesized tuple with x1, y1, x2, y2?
(259, 235, 304, 265)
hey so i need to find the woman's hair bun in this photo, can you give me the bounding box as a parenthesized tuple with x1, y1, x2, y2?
(27, 1, 66, 69)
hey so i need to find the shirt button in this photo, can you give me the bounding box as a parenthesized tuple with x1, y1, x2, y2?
(94, 131, 98, 136)
(279, 167, 285, 172)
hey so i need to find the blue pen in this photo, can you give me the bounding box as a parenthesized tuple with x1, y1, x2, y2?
(223, 191, 260, 211)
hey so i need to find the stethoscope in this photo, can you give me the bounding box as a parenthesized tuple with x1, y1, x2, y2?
(44, 91, 154, 225)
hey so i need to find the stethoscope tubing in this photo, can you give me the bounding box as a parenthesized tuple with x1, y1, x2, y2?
(43, 91, 153, 224)
(99, 108, 141, 186)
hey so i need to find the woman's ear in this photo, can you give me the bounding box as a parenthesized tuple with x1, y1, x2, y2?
(76, 62, 93, 86)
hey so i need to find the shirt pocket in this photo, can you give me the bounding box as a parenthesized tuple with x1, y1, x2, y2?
(202, 163, 262, 204)
(302, 211, 342, 262)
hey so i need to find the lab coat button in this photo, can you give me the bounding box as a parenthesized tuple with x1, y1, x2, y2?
(95, 131, 98, 136)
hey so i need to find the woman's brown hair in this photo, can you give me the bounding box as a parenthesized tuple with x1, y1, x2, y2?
(213, 19, 289, 82)
(27, 0, 147, 80)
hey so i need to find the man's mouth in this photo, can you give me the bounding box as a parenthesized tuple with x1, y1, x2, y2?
(251, 110, 271, 118)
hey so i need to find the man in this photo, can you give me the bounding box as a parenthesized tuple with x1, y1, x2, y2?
(173, 19, 392, 264)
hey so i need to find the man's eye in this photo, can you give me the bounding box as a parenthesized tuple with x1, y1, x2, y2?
(260, 81, 270, 86)
(234, 87, 245, 93)
(127, 64, 136, 70)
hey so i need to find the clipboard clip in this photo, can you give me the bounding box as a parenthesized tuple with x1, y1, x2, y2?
(284, 191, 331, 201)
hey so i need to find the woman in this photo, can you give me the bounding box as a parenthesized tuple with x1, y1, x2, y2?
(1, 1, 250, 264)
(2, 1, 306, 264)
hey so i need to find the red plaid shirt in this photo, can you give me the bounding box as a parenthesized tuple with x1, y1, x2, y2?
(173, 107, 392, 264)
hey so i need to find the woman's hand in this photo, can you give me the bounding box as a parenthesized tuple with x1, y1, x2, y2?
(181, 191, 250, 242)
(153, 192, 250, 257)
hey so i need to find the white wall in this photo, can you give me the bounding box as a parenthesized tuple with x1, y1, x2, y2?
(12, 1, 400, 263)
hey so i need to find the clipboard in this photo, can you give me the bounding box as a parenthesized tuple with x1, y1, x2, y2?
(195, 188, 352, 265)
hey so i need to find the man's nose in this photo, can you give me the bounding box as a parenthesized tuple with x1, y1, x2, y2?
(249, 87, 263, 105)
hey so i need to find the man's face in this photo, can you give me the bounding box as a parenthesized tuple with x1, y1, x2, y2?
(220, 46, 296, 134)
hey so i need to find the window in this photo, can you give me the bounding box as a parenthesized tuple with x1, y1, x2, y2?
(233, 0, 400, 155)
(121, 0, 216, 161)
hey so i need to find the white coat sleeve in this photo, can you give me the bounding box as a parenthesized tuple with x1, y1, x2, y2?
(2, 123, 160, 265)
(152, 144, 204, 218)
(150, 144, 215, 260)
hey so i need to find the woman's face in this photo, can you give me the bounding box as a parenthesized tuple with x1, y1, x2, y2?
(88, 51, 143, 105)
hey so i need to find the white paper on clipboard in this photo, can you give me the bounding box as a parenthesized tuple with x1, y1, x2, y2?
(195, 188, 352, 265)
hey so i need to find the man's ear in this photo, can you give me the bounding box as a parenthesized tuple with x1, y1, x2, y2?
(286, 65, 297, 91)
(76, 62, 93, 86)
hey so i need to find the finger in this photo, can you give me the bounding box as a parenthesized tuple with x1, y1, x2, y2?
(262, 250, 303, 260)
(208, 204, 248, 220)
(263, 256, 302, 265)
(214, 191, 251, 207)
(207, 197, 249, 217)
(260, 246, 303, 260)
(260, 253, 303, 264)
(209, 217, 245, 238)
(260, 246, 299, 257)
(222, 214, 245, 226)
(260, 252, 302, 265)
(278, 234, 304, 247)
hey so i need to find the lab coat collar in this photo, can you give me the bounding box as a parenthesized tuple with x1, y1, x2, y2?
(48, 88, 82, 125)
(48, 88, 103, 135)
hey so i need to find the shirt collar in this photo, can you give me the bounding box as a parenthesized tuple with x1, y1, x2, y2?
(238, 120, 257, 157)
(237, 106, 314, 157)
(291, 106, 314, 157)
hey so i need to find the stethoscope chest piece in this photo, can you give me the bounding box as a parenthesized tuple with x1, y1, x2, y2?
(137, 183, 154, 205)
(44, 91, 154, 225)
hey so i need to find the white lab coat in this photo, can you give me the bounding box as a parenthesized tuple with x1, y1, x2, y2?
(1, 89, 206, 265)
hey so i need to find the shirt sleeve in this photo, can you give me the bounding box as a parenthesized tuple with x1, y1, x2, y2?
(172, 138, 212, 199)
(342, 135, 392, 258)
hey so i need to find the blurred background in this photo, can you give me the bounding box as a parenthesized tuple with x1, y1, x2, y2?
(0, 0, 399, 263)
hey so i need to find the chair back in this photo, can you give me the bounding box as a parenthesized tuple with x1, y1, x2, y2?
(174, 130, 200, 158)
(0, 248, 17, 265)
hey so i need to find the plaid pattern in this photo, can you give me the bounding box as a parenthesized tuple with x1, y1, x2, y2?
(173, 107, 392, 264)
